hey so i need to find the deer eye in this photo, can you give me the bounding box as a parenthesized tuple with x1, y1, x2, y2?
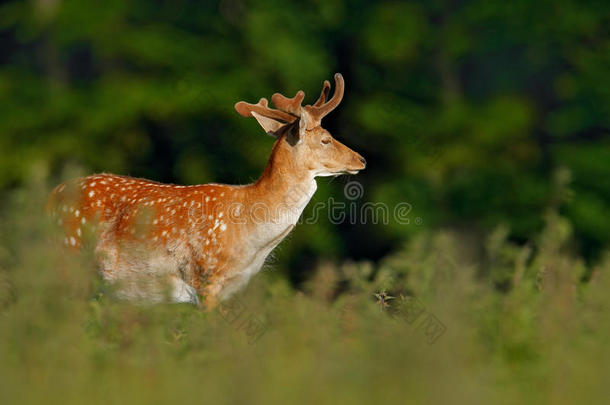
(321, 138, 331, 145)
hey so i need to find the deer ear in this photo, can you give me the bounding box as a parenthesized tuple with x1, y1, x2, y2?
(251, 111, 285, 137)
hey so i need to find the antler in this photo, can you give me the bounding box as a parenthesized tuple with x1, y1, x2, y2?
(312, 80, 331, 107)
(235, 73, 345, 131)
(235, 97, 297, 123)
(303, 73, 344, 129)
(271, 90, 305, 116)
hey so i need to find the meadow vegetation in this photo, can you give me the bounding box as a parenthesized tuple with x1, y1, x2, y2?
(1, 170, 608, 404)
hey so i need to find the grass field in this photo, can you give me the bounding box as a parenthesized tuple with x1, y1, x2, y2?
(1, 177, 609, 404)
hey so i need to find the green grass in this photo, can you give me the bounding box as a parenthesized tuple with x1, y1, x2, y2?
(1, 177, 609, 404)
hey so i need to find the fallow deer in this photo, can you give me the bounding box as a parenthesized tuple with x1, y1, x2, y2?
(47, 73, 366, 307)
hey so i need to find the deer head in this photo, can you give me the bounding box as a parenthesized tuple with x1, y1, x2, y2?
(234, 73, 366, 177)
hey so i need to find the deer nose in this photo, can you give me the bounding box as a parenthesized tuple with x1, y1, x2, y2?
(359, 157, 367, 167)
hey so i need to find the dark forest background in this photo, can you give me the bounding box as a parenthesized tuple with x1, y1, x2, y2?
(1, 0, 609, 281)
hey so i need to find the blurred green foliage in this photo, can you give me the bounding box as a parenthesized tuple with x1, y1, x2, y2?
(0, 1, 609, 275)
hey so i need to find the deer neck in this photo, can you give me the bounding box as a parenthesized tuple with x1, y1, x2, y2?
(247, 137, 317, 241)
